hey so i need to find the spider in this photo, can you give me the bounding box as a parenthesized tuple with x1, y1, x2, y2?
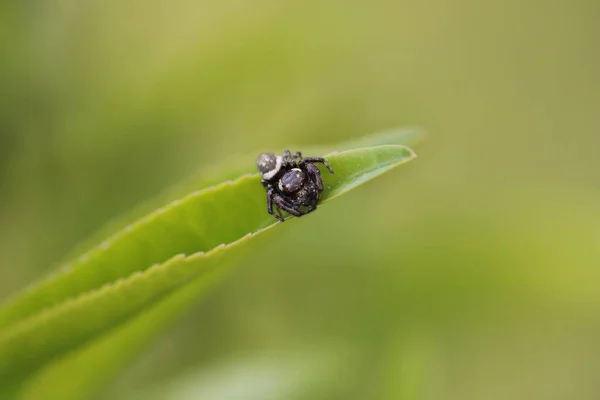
(257, 150, 334, 222)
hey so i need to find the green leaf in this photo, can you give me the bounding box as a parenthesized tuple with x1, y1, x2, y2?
(0, 130, 420, 397)
(18, 267, 228, 400)
(58, 126, 425, 266)
(0, 128, 423, 329)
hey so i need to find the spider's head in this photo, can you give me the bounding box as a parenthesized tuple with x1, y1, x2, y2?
(257, 153, 282, 181)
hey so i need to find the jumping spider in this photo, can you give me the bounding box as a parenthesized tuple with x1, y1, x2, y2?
(257, 150, 334, 222)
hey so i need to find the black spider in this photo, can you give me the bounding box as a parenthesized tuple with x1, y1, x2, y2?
(257, 150, 334, 222)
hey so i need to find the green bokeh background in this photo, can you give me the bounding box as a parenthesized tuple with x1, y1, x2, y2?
(1, 1, 599, 399)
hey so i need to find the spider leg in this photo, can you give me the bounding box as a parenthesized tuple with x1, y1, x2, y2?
(282, 150, 293, 166)
(266, 188, 284, 222)
(304, 202, 318, 214)
(283, 150, 305, 167)
(303, 162, 324, 192)
(272, 194, 305, 217)
(301, 157, 334, 174)
(274, 203, 285, 220)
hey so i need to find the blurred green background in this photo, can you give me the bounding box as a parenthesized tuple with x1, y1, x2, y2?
(1, 0, 600, 399)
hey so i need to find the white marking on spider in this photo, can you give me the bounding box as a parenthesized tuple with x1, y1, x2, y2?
(262, 155, 283, 180)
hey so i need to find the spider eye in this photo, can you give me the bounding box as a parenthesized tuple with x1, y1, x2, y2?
(279, 169, 306, 193)
(257, 153, 278, 175)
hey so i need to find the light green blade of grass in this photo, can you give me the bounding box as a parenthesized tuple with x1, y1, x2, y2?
(59, 126, 425, 266)
(0, 128, 423, 331)
(19, 261, 232, 400)
(0, 144, 417, 389)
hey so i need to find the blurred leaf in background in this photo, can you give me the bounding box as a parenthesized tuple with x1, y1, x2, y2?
(1, 0, 600, 399)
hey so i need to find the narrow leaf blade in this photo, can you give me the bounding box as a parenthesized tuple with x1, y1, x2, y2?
(0, 144, 416, 386)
